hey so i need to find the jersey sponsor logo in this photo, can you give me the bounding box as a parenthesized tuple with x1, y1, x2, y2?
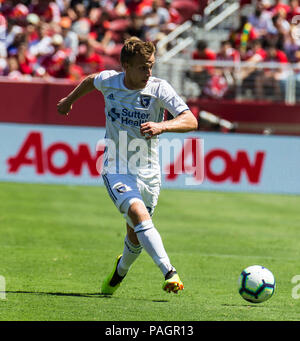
(107, 107, 150, 126)
(140, 95, 151, 108)
(121, 108, 150, 126)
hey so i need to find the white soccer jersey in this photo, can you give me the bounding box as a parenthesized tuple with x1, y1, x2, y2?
(93, 70, 189, 180)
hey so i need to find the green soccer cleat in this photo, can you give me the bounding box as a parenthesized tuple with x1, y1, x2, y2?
(101, 255, 125, 295)
(162, 270, 184, 294)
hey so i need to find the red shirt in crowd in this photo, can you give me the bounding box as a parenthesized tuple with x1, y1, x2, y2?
(192, 49, 216, 61)
(192, 48, 216, 74)
(19, 53, 36, 75)
(54, 63, 84, 80)
(76, 51, 104, 75)
(217, 48, 240, 62)
(264, 49, 288, 63)
(286, 5, 300, 22)
(125, 0, 153, 16)
(269, 2, 291, 15)
(30, 1, 61, 23)
(244, 47, 267, 61)
(41, 48, 70, 77)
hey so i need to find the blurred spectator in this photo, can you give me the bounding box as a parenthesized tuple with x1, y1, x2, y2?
(272, 10, 291, 36)
(0, 12, 6, 58)
(243, 38, 267, 62)
(60, 16, 79, 62)
(259, 0, 273, 12)
(25, 13, 41, 45)
(240, 39, 267, 97)
(148, 0, 170, 25)
(264, 41, 289, 62)
(247, 1, 274, 36)
(216, 40, 240, 98)
(28, 22, 53, 57)
(269, 0, 291, 16)
(5, 17, 24, 54)
(202, 68, 229, 99)
(206, 40, 240, 99)
(125, 0, 153, 16)
(8, 3, 29, 25)
(254, 42, 289, 100)
(52, 57, 84, 80)
(39, 33, 71, 77)
(192, 40, 216, 62)
(217, 40, 240, 62)
(3, 55, 23, 79)
(0, 57, 7, 75)
(283, 23, 300, 62)
(76, 40, 104, 75)
(287, 0, 300, 22)
(260, 12, 288, 51)
(186, 40, 218, 97)
(143, 0, 170, 41)
(29, 0, 61, 24)
(125, 13, 146, 40)
(229, 15, 259, 56)
(70, 3, 91, 41)
(187, 40, 215, 82)
(17, 41, 36, 75)
(89, 10, 113, 50)
(7, 30, 27, 57)
(164, 0, 181, 28)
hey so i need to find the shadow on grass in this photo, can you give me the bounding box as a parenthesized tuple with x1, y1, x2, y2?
(6, 291, 112, 298)
(6, 291, 169, 303)
(221, 303, 265, 308)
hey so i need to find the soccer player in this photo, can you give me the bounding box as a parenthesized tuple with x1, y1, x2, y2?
(57, 37, 198, 294)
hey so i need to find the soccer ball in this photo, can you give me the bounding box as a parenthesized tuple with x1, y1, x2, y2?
(238, 265, 276, 303)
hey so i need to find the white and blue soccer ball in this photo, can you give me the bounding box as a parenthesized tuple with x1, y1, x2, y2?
(238, 265, 276, 303)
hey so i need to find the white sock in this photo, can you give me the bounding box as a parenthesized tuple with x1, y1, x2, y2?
(134, 220, 175, 277)
(117, 235, 143, 277)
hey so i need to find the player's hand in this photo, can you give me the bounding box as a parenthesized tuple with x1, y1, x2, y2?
(140, 121, 165, 139)
(57, 97, 73, 116)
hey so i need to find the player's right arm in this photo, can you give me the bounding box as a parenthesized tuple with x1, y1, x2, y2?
(57, 73, 97, 115)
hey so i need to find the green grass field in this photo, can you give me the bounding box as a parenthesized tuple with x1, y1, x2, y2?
(0, 181, 300, 321)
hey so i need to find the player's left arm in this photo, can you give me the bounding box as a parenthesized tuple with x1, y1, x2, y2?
(140, 110, 198, 139)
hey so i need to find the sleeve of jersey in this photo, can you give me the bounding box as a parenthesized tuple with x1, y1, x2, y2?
(93, 70, 117, 92)
(158, 80, 190, 117)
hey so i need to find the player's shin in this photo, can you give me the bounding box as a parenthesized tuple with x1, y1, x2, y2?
(117, 235, 143, 276)
(134, 220, 175, 276)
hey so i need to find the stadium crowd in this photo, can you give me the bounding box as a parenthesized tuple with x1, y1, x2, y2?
(1, 0, 300, 100)
(0, 0, 200, 81)
(191, 0, 300, 100)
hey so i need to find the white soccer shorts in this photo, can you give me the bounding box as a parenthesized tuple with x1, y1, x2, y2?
(102, 173, 160, 228)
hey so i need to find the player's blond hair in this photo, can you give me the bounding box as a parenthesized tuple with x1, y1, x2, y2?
(120, 37, 155, 66)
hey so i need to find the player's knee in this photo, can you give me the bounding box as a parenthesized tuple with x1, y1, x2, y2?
(127, 199, 151, 226)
